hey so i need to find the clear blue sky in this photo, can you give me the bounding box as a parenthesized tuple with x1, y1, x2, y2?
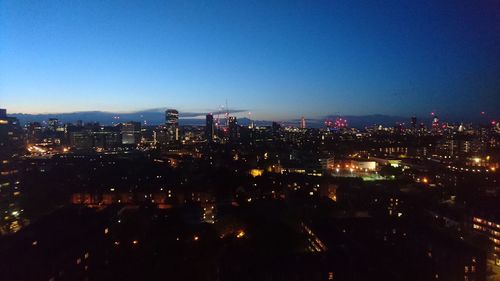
(1, 0, 499, 120)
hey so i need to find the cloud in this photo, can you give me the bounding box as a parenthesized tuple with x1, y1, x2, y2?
(131, 108, 247, 118)
(181, 109, 247, 118)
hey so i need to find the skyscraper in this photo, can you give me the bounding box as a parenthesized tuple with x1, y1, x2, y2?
(228, 116, 238, 141)
(165, 109, 179, 142)
(205, 114, 215, 141)
(300, 116, 306, 129)
(0, 109, 24, 155)
(432, 116, 440, 131)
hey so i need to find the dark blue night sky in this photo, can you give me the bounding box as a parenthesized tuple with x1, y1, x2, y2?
(1, 0, 499, 121)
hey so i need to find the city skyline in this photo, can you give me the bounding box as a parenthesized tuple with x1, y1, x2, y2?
(1, 2, 500, 280)
(5, 105, 498, 128)
(1, 0, 499, 119)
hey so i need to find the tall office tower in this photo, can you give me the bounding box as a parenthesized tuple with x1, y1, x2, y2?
(0, 110, 24, 234)
(0, 109, 24, 156)
(411, 116, 417, 129)
(165, 109, 179, 142)
(432, 116, 440, 131)
(228, 116, 239, 141)
(300, 116, 306, 129)
(272, 122, 281, 133)
(121, 121, 141, 145)
(205, 114, 215, 141)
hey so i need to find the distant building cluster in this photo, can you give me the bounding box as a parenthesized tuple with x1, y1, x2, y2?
(0, 106, 499, 280)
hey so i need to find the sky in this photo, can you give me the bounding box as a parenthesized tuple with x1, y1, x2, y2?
(1, 0, 499, 121)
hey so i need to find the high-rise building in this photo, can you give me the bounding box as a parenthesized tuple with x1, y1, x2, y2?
(165, 109, 179, 142)
(228, 116, 239, 141)
(432, 116, 440, 131)
(300, 116, 306, 129)
(121, 121, 141, 145)
(272, 122, 281, 133)
(0, 109, 24, 156)
(205, 114, 215, 141)
(472, 216, 500, 267)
